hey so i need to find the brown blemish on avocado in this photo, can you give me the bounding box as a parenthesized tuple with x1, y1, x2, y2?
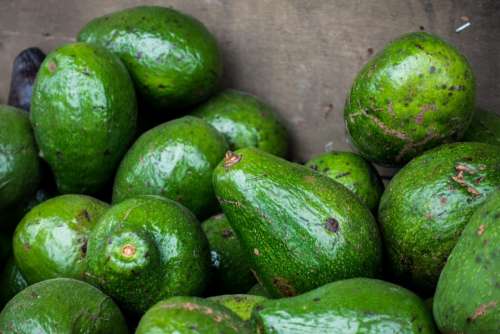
(477, 224, 486, 236)
(76, 209, 91, 223)
(47, 61, 57, 73)
(467, 301, 497, 322)
(272, 277, 296, 297)
(325, 218, 339, 233)
(223, 151, 241, 169)
(350, 109, 410, 141)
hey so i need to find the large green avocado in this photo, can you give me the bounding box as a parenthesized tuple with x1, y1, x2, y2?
(31, 42, 137, 194)
(379, 142, 500, 293)
(78, 5, 222, 111)
(345, 32, 475, 166)
(463, 107, 500, 146)
(13, 194, 109, 284)
(213, 148, 382, 297)
(113, 116, 228, 218)
(208, 294, 267, 321)
(0, 256, 28, 306)
(192, 89, 288, 157)
(252, 278, 437, 334)
(433, 191, 500, 333)
(0, 278, 128, 333)
(86, 195, 210, 313)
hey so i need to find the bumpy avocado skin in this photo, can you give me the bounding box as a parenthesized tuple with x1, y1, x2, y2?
(434, 191, 500, 334)
(463, 108, 500, 146)
(202, 213, 256, 295)
(192, 89, 288, 157)
(252, 278, 437, 334)
(31, 42, 137, 194)
(345, 32, 475, 166)
(305, 151, 384, 211)
(0, 278, 128, 333)
(0, 256, 28, 306)
(78, 5, 222, 111)
(13, 194, 109, 284)
(208, 294, 267, 321)
(379, 142, 500, 293)
(113, 116, 228, 218)
(213, 148, 382, 298)
(87, 195, 210, 313)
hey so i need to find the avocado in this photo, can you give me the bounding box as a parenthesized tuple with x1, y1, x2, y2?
(113, 116, 228, 218)
(13, 194, 109, 284)
(192, 89, 288, 157)
(0, 256, 28, 306)
(463, 108, 500, 146)
(252, 278, 437, 334)
(0, 277, 128, 333)
(31, 42, 137, 194)
(136, 296, 251, 334)
(345, 32, 475, 166)
(87, 195, 210, 313)
(433, 191, 500, 333)
(78, 5, 222, 111)
(248, 283, 273, 298)
(305, 151, 384, 211)
(213, 148, 382, 297)
(208, 294, 267, 321)
(202, 213, 256, 295)
(379, 142, 500, 293)
(8, 47, 46, 111)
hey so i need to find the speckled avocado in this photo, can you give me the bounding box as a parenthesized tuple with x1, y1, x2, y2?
(78, 5, 222, 111)
(0, 256, 28, 306)
(192, 89, 288, 157)
(305, 151, 384, 211)
(213, 148, 382, 297)
(0, 278, 128, 333)
(252, 278, 437, 334)
(379, 142, 500, 293)
(434, 191, 500, 334)
(463, 107, 500, 146)
(31, 42, 137, 194)
(208, 294, 267, 321)
(345, 32, 475, 166)
(113, 116, 228, 218)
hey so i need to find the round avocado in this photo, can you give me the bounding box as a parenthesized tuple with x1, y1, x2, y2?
(207, 294, 267, 321)
(463, 107, 500, 146)
(344, 32, 475, 166)
(0, 277, 128, 333)
(0, 256, 28, 306)
(31, 42, 137, 194)
(78, 5, 222, 111)
(379, 142, 500, 293)
(192, 89, 288, 157)
(13, 194, 109, 284)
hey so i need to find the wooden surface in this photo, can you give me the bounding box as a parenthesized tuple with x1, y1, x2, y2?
(0, 0, 499, 170)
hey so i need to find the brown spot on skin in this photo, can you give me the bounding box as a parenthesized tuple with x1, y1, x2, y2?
(272, 277, 296, 297)
(76, 209, 91, 223)
(475, 176, 485, 184)
(440, 196, 448, 205)
(121, 244, 136, 257)
(182, 303, 198, 311)
(325, 218, 340, 233)
(350, 109, 410, 141)
(23, 243, 31, 251)
(221, 229, 233, 239)
(254, 248, 260, 256)
(47, 61, 57, 73)
(223, 151, 241, 169)
(456, 163, 476, 174)
(468, 301, 497, 322)
(467, 187, 481, 197)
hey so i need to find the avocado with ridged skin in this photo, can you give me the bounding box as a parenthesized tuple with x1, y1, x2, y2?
(345, 32, 475, 166)
(434, 191, 500, 334)
(208, 294, 267, 321)
(31, 42, 137, 194)
(248, 283, 273, 298)
(463, 108, 500, 146)
(379, 142, 500, 293)
(213, 148, 382, 298)
(0, 256, 28, 306)
(0, 278, 128, 333)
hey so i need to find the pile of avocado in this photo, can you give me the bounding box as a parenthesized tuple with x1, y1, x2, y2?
(0, 5, 498, 334)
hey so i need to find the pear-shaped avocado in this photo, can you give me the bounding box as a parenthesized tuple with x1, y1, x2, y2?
(0, 256, 28, 306)
(208, 294, 267, 321)
(463, 107, 500, 146)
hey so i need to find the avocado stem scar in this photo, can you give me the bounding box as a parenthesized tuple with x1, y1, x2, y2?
(224, 151, 241, 168)
(122, 244, 136, 257)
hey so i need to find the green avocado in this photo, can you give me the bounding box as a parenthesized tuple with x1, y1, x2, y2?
(0, 256, 28, 306)
(192, 89, 288, 157)
(78, 5, 222, 111)
(87, 195, 210, 313)
(252, 278, 437, 334)
(113, 116, 228, 218)
(433, 191, 500, 333)
(136, 296, 251, 334)
(345, 32, 475, 166)
(208, 294, 267, 321)
(379, 142, 500, 293)
(202, 213, 256, 295)
(213, 148, 382, 297)
(0, 278, 128, 333)
(13, 194, 109, 284)
(248, 283, 273, 298)
(463, 108, 500, 146)
(31, 42, 137, 194)
(305, 151, 384, 211)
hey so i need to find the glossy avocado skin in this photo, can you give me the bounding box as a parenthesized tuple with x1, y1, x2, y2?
(202, 213, 256, 295)
(252, 278, 437, 334)
(87, 195, 210, 313)
(434, 191, 500, 334)
(208, 294, 267, 321)
(192, 89, 288, 157)
(136, 296, 251, 334)
(0, 256, 28, 306)
(305, 151, 384, 211)
(78, 5, 222, 111)
(13, 194, 109, 284)
(345, 32, 475, 166)
(379, 142, 500, 293)
(113, 116, 228, 218)
(463, 108, 500, 146)
(31, 42, 137, 194)
(0, 278, 128, 333)
(213, 148, 382, 297)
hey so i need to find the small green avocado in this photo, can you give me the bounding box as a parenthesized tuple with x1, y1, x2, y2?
(0, 256, 28, 306)
(0, 278, 128, 333)
(463, 107, 500, 146)
(248, 283, 273, 298)
(208, 294, 267, 321)
(192, 89, 288, 157)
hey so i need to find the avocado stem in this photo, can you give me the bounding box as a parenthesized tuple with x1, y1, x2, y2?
(224, 151, 241, 168)
(121, 244, 136, 257)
